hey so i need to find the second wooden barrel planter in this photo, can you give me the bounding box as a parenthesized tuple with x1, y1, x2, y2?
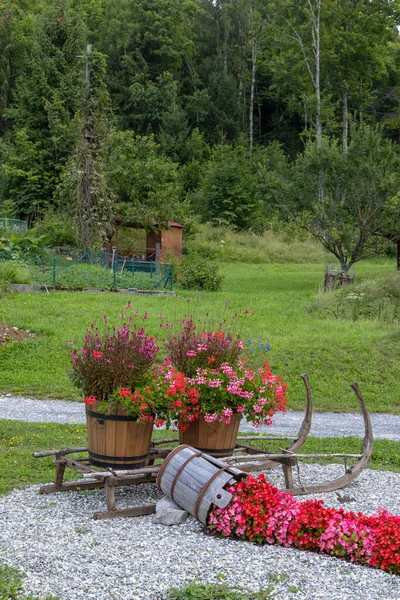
(157, 444, 245, 524)
(86, 403, 154, 469)
(178, 413, 241, 458)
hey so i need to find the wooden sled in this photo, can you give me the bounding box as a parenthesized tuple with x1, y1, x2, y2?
(32, 375, 372, 518)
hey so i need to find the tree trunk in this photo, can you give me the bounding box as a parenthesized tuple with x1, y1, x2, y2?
(314, 0, 322, 147)
(343, 88, 348, 154)
(249, 37, 258, 151)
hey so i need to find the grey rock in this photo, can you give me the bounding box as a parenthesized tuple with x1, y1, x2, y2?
(153, 507, 188, 525)
(156, 496, 183, 512)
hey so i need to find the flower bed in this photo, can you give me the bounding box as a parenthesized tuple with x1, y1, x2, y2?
(208, 474, 400, 575)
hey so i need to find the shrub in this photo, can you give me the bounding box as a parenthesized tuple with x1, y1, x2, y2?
(179, 256, 223, 291)
(30, 211, 78, 247)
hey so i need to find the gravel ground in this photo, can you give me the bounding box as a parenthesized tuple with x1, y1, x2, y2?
(1, 466, 400, 600)
(2, 395, 400, 598)
(1, 393, 399, 440)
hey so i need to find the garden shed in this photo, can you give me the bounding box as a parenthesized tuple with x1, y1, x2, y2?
(146, 222, 183, 262)
(110, 219, 183, 262)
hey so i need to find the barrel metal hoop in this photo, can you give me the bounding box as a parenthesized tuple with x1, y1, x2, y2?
(86, 409, 137, 422)
(89, 450, 149, 461)
(188, 446, 235, 456)
(156, 444, 190, 488)
(194, 466, 233, 521)
(88, 457, 147, 470)
(170, 451, 203, 501)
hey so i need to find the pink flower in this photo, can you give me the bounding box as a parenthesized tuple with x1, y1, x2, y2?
(208, 379, 222, 388)
(204, 413, 218, 422)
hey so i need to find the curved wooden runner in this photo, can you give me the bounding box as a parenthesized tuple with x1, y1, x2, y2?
(283, 382, 373, 496)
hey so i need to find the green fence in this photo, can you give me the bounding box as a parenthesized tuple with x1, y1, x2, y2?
(4, 245, 174, 291)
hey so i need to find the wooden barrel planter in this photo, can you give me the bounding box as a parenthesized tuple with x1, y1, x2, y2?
(178, 413, 241, 458)
(86, 403, 153, 469)
(157, 444, 245, 524)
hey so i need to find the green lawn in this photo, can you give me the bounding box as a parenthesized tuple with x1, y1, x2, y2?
(0, 259, 398, 412)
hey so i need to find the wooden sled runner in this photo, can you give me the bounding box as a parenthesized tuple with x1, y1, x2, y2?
(224, 376, 374, 496)
(32, 375, 373, 518)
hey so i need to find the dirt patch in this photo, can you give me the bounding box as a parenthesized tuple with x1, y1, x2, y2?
(0, 323, 35, 346)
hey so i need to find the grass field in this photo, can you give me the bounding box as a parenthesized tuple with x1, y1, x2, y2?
(0, 259, 397, 413)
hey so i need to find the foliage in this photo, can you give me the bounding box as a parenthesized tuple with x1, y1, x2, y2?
(209, 473, 400, 574)
(167, 579, 276, 600)
(167, 315, 245, 376)
(0, 234, 44, 263)
(0, 260, 31, 297)
(0, 2, 87, 221)
(29, 211, 78, 247)
(185, 223, 329, 264)
(107, 129, 186, 230)
(179, 255, 223, 291)
(196, 143, 261, 230)
(60, 50, 113, 248)
(288, 126, 400, 272)
(86, 386, 165, 426)
(70, 315, 160, 401)
(150, 361, 288, 431)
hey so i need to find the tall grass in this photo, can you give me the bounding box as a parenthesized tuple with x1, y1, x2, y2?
(186, 224, 330, 263)
(307, 271, 400, 323)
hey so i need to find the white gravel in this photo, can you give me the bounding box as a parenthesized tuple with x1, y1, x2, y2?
(1, 465, 400, 600)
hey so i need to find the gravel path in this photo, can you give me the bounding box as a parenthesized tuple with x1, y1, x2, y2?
(1, 466, 400, 600)
(1, 394, 399, 440)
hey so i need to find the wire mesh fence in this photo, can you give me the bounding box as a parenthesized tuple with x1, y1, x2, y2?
(2, 245, 174, 291)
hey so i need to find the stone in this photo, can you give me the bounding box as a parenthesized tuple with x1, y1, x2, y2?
(153, 508, 188, 526)
(156, 497, 183, 512)
(153, 496, 188, 526)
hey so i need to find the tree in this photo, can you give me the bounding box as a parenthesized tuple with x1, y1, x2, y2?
(58, 48, 113, 247)
(107, 130, 186, 231)
(196, 141, 261, 229)
(0, 1, 87, 221)
(288, 126, 400, 273)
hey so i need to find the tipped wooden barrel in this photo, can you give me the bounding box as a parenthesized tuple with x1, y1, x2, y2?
(157, 444, 245, 524)
(86, 403, 153, 469)
(178, 413, 241, 458)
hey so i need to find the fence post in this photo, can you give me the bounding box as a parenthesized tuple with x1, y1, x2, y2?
(113, 260, 117, 289)
(41, 245, 45, 268)
(53, 258, 56, 286)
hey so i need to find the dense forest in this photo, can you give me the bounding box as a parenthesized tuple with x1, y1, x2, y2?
(1, 0, 400, 270)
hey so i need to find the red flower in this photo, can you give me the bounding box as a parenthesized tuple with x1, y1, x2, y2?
(84, 395, 97, 405)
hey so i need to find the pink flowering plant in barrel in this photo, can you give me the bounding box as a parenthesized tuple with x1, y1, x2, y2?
(70, 315, 162, 421)
(148, 314, 288, 431)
